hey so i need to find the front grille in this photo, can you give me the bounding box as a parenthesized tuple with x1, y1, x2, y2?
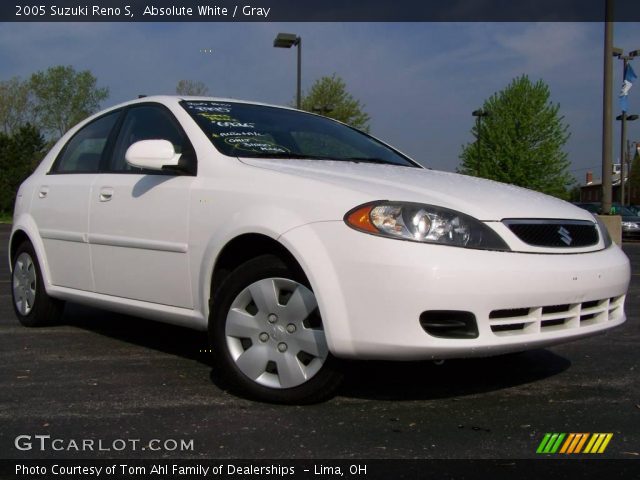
(488, 295, 625, 336)
(503, 219, 599, 247)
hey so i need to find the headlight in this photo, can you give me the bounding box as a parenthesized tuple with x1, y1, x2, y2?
(593, 215, 613, 248)
(344, 201, 510, 251)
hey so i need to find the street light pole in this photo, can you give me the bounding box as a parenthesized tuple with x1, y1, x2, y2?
(472, 109, 489, 176)
(273, 32, 302, 109)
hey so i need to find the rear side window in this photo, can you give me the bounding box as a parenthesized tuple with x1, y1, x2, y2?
(51, 111, 120, 173)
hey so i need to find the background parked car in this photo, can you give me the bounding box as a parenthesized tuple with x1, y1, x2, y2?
(572, 202, 640, 239)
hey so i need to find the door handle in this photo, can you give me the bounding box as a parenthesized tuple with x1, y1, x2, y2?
(99, 187, 114, 202)
(38, 186, 49, 199)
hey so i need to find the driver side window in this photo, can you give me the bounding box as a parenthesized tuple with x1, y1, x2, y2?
(109, 105, 193, 173)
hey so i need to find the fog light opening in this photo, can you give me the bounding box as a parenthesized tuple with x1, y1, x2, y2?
(419, 310, 479, 339)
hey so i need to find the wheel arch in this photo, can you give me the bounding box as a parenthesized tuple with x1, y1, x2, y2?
(209, 233, 307, 302)
(9, 216, 53, 290)
(9, 229, 31, 267)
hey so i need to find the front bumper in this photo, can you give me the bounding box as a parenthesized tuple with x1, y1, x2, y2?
(280, 221, 630, 360)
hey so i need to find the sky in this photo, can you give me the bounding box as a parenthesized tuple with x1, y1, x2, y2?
(0, 21, 639, 184)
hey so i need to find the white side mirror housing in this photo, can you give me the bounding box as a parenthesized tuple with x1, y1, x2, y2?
(125, 139, 182, 171)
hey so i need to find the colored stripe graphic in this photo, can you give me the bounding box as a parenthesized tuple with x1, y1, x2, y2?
(574, 433, 589, 453)
(598, 433, 614, 453)
(584, 433, 614, 454)
(559, 433, 575, 454)
(536, 433, 552, 453)
(537, 433, 613, 454)
(583, 434, 599, 453)
(550, 433, 565, 453)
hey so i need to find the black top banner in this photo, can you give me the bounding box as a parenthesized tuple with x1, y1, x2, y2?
(3, 0, 640, 22)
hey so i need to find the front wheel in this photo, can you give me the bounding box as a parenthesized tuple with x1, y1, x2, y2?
(209, 255, 343, 404)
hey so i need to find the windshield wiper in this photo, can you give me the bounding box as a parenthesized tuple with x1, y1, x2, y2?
(338, 157, 402, 165)
(238, 152, 330, 160)
(238, 153, 407, 166)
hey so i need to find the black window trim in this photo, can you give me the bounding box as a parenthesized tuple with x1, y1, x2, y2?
(102, 102, 198, 176)
(48, 102, 198, 176)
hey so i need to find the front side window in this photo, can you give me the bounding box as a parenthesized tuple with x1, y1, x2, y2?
(109, 105, 193, 173)
(52, 110, 120, 173)
(181, 101, 419, 167)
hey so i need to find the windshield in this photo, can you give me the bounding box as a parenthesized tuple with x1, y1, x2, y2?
(181, 100, 419, 167)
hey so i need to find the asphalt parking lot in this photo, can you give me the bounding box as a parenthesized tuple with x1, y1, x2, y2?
(0, 223, 638, 460)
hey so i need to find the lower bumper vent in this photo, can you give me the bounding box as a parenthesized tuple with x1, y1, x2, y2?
(488, 296, 625, 336)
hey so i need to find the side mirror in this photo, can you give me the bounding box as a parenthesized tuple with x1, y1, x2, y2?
(125, 139, 182, 171)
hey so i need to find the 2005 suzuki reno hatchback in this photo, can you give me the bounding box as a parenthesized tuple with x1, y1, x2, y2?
(10, 96, 630, 403)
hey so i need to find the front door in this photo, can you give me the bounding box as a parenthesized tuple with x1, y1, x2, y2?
(89, 104, 196, 308)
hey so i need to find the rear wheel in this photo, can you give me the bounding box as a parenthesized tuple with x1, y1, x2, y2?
(11, 240, 64, 327)
(209, 255, 343, 404)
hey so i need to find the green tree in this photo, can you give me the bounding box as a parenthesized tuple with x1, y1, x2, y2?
(0, 124, 45, 213)
(29, 65, 109, 138)
(0, 77, 34, 135)
(300, 74, 371, 131)
(176, 79, 209, 96)
(459, 75, 573, 199)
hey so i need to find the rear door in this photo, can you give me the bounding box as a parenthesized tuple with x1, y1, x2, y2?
(88, 104, 196, 308)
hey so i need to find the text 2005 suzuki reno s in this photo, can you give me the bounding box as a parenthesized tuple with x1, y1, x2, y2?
(10, 96, 630, 403)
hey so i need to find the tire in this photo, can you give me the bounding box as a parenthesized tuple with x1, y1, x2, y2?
(11, 240, 64, 327)
(209, 254, 343, 404)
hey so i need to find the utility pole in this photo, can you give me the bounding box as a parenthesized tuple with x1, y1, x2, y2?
(620, 109, 627, 205)
(615, 112, 638, 206)
(633, 141, 640, 204)
(602, 0, 614, 214)
(627, 139, 632, 204)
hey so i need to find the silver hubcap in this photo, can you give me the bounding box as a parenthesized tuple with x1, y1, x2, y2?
(13, 252, 37, 316)
(225, 278, 328, 389)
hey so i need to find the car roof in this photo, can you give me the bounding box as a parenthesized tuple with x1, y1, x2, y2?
(109, 95, 298, 113)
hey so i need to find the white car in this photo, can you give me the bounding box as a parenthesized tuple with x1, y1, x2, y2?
(10, 96, 630, 403)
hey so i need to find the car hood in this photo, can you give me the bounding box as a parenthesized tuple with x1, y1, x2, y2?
(239, 158, 594, 222)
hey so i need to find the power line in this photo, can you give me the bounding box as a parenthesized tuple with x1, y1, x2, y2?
(569, 165, 601, 173)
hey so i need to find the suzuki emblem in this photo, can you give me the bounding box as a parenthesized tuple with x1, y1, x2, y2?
(558, 226, 572, 246)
